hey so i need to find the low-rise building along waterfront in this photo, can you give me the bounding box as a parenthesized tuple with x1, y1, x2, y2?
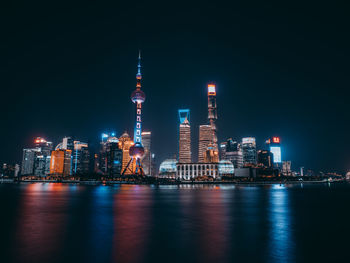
(176, 162, 219, 180)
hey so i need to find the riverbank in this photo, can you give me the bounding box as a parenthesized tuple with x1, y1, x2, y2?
(1, 178, 346, 185)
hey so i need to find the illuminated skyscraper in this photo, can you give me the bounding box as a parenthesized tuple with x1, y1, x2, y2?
(178, 109, 191, 163)
(62, 137, 74, 150)
(207, 84, 218, 151)
(222, 138, 243, 168)
(141, 131, 152, 175)
(96, 133, 112, 174)
(198, 124, 212, 163)
(199, 84, 219, 163)
(122, 52, 146, 175)
(73, 141, 90, 174)
(21, 148, 38, 175)
(34, 137, 52, 177)
(21, 137, 52, 176)
(50, 149, 72, 176)
(257, 150, 273, 168)
(266, 137, 282, 166)
(55, 136, 74, 175)
(282, 161, 291, 175)
(242, 137, 257, 166)
(106, 137, 122, 176)
(219, 141, 227, 160)
(119, 132, 134, 175)
(204, 144, 219, 163)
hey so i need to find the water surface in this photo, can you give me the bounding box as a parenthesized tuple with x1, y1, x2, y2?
(0, 182, 349, 263)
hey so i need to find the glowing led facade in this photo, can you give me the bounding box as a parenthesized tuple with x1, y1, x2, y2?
(50, 149, 72, 176)
(266, 137, 282, 164)
(270, 147, 282, 163)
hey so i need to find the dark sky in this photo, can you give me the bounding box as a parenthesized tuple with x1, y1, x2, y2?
(1, 1, 349, 173)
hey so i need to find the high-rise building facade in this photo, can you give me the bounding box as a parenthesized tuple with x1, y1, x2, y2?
(204, 144, 219, 163)
(219, 141, 227, 160)
(242, 137, 257, 166)
(119, 132, 134, 175)
(98, 135, 109, 174)
(34, 154, 51, 177)
(207, 84, 218, 151)
(73, 141, 90, 174)
(282, 161, 291, 175)
(106, 137, 123, 176)
(21, 148, 38, 175)
(62, 137, 74, 150)
(21, 137, 53, 176)
(178, 109, 191, 163)
(141, 131, 152, 175)
(198, 125, 212, 163)
(50, 149, 72, 176)
(266, 137, 282, 166)
(199, 84, 219, 163)
(224, 138, 243, 168)
(257, 150, 273, 168)
(55, 137, 74, 175)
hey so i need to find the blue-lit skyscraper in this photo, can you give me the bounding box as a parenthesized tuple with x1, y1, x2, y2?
(178, 109, 191, 163)
(266, 137, 282, 165)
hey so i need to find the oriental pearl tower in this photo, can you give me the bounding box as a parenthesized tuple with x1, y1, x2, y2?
(122, 51, 146, 176)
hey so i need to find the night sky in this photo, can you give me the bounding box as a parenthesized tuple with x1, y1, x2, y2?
(1, 1, 349, 173)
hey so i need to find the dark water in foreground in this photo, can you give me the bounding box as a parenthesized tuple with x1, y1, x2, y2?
(1, 183, 350, 263)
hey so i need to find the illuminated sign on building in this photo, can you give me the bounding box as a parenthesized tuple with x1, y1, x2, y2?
(35, 137, 46, 144)
(270, 146, 282, 163)
(266, 137, 281, 145)
(272, 137, 280, 144)
(208, 84, 216, 95)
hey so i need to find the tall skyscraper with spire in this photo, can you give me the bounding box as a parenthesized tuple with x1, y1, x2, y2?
(198, 84, 219, 163)
(178, 109, 191, 163)
(207, 84, 218, 151)
(122, 51, 146, 175)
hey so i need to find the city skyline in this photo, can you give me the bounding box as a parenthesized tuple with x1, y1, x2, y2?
(2, 57, 348, 174)
(1, 2, 349, 173)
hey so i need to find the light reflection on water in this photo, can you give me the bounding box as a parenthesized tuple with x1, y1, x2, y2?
(1, 182, 349, 263)
(268, 185, 295, 263)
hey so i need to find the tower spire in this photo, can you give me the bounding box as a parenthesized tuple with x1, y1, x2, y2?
(136, 50, 142, 88)
(122, 51, 146, 176)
